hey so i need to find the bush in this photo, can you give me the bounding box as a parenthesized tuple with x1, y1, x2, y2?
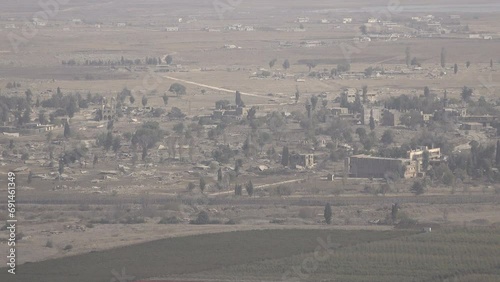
(45, 239, 53, 248)
(63, 244, 73, 251)
(275, 185, 292, 196)
(270, 219, 287, 224)
(396, 213, 418, 229)
(225, 219, 240, 225)
(190, 211, 210, 225)
(120, 216, 146, 224)
(159, 216, 182, 224)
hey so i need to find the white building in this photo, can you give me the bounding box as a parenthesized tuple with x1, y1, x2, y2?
(297, 17, 310, 23)
(165, 26, 179, 32)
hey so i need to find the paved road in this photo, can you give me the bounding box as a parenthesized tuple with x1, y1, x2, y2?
(163, 75, 270, 99)
(209, 178, 306, 196)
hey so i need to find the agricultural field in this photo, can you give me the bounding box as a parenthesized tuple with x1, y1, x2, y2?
(1, 228, 499, 282)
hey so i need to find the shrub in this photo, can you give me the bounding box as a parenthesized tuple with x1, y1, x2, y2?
(45, 239, 53, 248)
(270, 219, 286, 224)
(159, 216, 182, 224)
(225, 219, 240, 225)
(120, 216, 146, 224)
(190, 211, 210, 225)
(63, 244, 73, 251)
(275, 185, 292, 196)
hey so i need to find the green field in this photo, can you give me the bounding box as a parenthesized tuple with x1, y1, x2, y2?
(181, 228, 500, 282)
(1, 228, 499, 282)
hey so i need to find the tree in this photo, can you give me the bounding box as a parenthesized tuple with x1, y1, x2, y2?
(58, 157, 65, 175)
(217, 168, 223, 183)
(281, 146, 289, 166)
(466, 61, 471, 68)
(461, 86, 473, 102)
(381, 130, 394, 145)
(360, 25, 367, 34)
(305, 101, 312, 119)
(440, 47, 446, 68)
(337, 62, 351, 73)
(235, 184, 242, 196)
(356, 127, 367, 140)
(411, 180, 425, 195)
(129, 95, 135, 104)
(269, 58, 277, 69)
(93, 155, 98, 168)
(132, 122, 165, 161)
(235, 91, 244, 107)
(405, 47, 411, 67)
(282, 59, 290, 71)
(166, 55, 173, 65)
(310, 95, 318, 111)
(64, 122, 71, 138)
(112, 136, 121, 153)
(454, 63, 458, 74)
(20, 108, 31, 125)
(496, 140, 500, 167)
(424, 86, 430, 97)
(246, 180, 254, 197)
(199, 177, 206, 193)
(107, 120, 114, 130)
(324, 203, 332, 224)
(25, 89, 33, 105)
(295, 86, 300, 104)
(362, 86, 368, 104)
(162, 94, 169, 106)
(191, 211, 210, 225)
(410, 57, 419, 67)
(141, 96, 148, 107)
(306, 62, 317, 72)
(173, 123, 185, 134)
(369, 110, 375, 131)
(422, 150, 430, 171)
(169, 83, 187, 96)
(389, 203, 399, 223)
(66, 95, 78, 118)
(104, 131, 113, 151)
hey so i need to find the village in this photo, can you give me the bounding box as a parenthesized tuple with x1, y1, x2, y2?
(0, 1, 500, 281)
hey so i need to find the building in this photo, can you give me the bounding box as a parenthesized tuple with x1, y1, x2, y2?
(290, 154, 315, 169)
(343, 18, 353, 24)
(165, 26, 179, 32)
(361, 106, 382, 125)
(408, 146, 441, 162)
(407, 146, 441, 173)
(346, 155, 417, 179)
(460, 122, 484, 131)
(297, 17, 310, 23)
(330, 107, 349, 116)
(101, 97, 116, 120)
(381, 109, 401, 126)
(341, 88, 358, 103)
